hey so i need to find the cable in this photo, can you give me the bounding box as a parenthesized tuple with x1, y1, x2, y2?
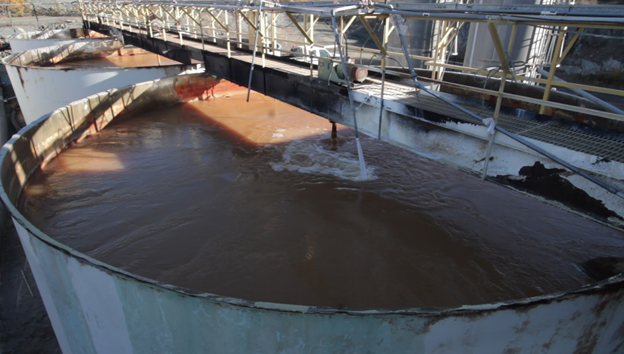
(367, 53, 405, 69)
(471, 53, 525, 114)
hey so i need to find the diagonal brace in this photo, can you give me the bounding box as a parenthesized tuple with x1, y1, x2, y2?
(286, 12, 314, 45)
(357, 16, 387, 56)
(487, 21, 510, 74)
(559, 27, 583, 65)
(203, 8, 229, 31)
(239, 9, 265, 38)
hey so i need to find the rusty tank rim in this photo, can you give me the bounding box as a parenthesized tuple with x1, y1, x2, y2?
(2, 76, 623, 318)
(3, 40, 187, 71)
(10, 28, 106, 41)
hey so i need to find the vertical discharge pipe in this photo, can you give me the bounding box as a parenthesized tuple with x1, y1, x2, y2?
(331, 11, 367, 180)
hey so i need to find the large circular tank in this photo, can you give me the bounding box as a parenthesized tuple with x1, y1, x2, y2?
(1, 73, 623, 353)
(9, 28, 110, 53)
(3, 40, 195, 125)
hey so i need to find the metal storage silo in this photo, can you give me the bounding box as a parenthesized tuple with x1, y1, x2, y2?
(463, 0, 553, 71)
(1, 73, 623, 354)
(388, 0, 436, 69)
(4, 40, 197, 125)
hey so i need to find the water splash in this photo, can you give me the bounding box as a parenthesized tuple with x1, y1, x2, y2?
(270, 138, 377, 182)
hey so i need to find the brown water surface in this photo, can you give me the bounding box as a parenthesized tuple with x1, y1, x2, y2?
(19, 92, 624, 309)
(54, 52, 182, 68)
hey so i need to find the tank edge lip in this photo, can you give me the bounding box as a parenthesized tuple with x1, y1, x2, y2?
(1, 78, 623, 318)
(3, 59, 189, 71)
(9, 37, 111, 43)
(9, 28, 93, 41)
(8, 199, 622, 316)
(3, 38, 120, 64)
(5, 163, 622, 318)
(3, 40, 187, 70)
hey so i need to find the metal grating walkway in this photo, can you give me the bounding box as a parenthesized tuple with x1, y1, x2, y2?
(147, 32, 624, 164)
(357, 81, 624, 163)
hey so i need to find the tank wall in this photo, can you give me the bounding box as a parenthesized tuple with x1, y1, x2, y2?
(11, 218, 624, 354)
(10, 39, 104, 53)
(4, 40, 189, 125)
(2, 74, 624, 353)
(12, 28, 87, 40)
(6, 65, 186, 125)
(9, 28, 108, 53)
(5, 40, 124, 67)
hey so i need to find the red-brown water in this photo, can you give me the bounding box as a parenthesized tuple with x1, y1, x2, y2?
(19, 92, 624, 309)
(53, 52, 182, 68)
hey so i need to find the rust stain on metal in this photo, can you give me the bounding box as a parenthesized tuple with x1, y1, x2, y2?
(15, 68, 28, 103)
(174, 76, 246, 101)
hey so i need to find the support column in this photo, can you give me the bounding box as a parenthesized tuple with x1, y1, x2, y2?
(539, 29, 565, 114)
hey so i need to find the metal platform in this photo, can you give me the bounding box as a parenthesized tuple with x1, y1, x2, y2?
(81, 0, 624, 215)
(358, 79, 624, 163)
(116, 26, 624, 164)
(91, 18, 624, 167)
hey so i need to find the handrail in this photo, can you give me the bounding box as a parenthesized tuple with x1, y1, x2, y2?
(392, 13, 624, 200)
(82, 1, 624, 125)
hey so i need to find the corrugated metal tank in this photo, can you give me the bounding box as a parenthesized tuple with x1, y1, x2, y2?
(9, 28, 110, 53)
(1, 73, 623, 354)
(3, 40, 194, 125)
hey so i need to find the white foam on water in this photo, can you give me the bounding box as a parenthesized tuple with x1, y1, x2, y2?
(270, 138, 377, 182)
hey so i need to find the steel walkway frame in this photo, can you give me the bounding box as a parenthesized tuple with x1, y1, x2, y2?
(79, 0, 624, 204)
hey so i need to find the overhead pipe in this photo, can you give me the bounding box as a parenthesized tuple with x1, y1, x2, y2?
(383, 3, 624, 17)
(89, 0, 624, 18)
(375, 8, 624, 26)
(82, 1, 624, 25)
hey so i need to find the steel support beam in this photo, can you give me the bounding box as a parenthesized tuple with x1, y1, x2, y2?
(286, 12, 314, 45)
